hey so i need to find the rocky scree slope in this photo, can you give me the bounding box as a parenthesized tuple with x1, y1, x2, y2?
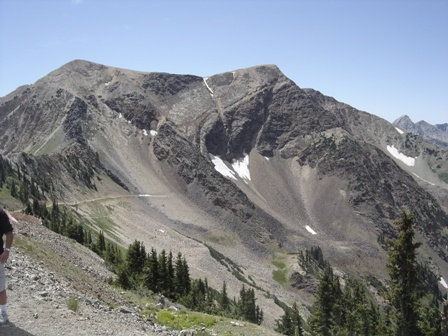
(1, 60, 448, 316)
(3, 212, 184, 336)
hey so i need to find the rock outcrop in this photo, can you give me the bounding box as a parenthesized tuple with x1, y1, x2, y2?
(394, 115, 448, 148)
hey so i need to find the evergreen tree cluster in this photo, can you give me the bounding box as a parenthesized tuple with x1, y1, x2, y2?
(298, 246, 330, 275)
(0, 155, 14, 189)
(117, 240, 263, 324)
(25, 198, 123, 272)
(34, 199, 89, 246)
(6, 165, 45, 205)
(276, 302, 303, 336)
(62, 150, 98, 190)
(237, 285, 263, 324)
(303, 211, 444, 336)
(1, 154, 122, 273)
(306, 266, 382, 336)
(0, 155, 52, 212)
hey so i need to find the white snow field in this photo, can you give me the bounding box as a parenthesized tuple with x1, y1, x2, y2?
(386, 145, 416, 166)
(210, 155, 237, 180)
(232, 154, 251, 183)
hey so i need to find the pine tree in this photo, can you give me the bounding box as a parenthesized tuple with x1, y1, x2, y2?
(219, 281, 230, 311)
(117, 265, 132, 289)
(167, 251, 175, 298)
(276, 303, 303, 336)
(85, 231, 93, 247)
(105, 242, 122, 268)
(308, 266, 342, 336)
(95, 230, 106, 255)
(238, 286, 262, 324)
(276, 309, 293, 335)
(126, 240, 146, 275)
(239, 285, 253, 322)
(144, 248, 159, 292)
(175, 256, 190, 296)
(335, 277, 380, 336)
(204, 278, 215, 313)
(158, 249, 168, 294)
(76, 225, 84, 244)
(387, 211, 422, 336)
(174, 252, 184, 296)
(32, 198, 40, 216)
(51, 199, 60, 219)
(291, 303, 303, 336)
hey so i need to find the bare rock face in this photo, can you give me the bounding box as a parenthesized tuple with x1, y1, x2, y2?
(63, 97, 89, 145)
(1, 60, 448, 317)
(153, 121, 287, 252)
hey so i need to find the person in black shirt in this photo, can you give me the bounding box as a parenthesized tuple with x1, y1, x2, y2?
(0, 207, 14, 325)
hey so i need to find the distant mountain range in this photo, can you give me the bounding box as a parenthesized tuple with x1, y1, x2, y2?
(1, 60, 448, 323)
(394, 115, 448, 148)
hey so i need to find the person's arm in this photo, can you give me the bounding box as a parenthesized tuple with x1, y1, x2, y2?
(0, 231, 13, 263)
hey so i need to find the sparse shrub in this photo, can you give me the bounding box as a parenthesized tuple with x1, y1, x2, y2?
(157, 310, 216, 330)
(67, 297, 79, 312)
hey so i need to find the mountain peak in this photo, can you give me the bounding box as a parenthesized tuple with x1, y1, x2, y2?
(393, 114, 413, 125)
(393, 115, 415, 132)
(52, 59, 108, 75)
(207, 64, 285, 82)
(62, 58, 101, 67)
(1, 60, 448, 331)
(394, 114, 448, 148)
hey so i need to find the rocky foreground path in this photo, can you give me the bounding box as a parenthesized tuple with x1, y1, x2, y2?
(0, 213, 181, 336)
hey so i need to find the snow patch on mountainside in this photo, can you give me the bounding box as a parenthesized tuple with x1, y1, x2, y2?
(395, 127, 404, 134)
(305, 225, 317, 235)
(209, 154, 251, 183)
(387, 145, 416, 166)
(232, 154, 251, 183)
(203, 77, 214, 97)
(210, 155, 237, 180)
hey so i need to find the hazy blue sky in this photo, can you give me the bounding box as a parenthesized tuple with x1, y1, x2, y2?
(1, 0, 447, 124)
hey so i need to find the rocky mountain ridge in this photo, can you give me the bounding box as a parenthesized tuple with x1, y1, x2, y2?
(1, 60, 448, 324)
(394, 114, 448, 148)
